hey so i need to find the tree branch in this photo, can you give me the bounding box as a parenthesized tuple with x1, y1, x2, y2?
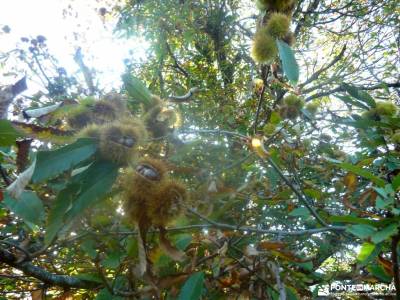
(253, 84, 266, 134)
(305, 81, 400, 101)
(300, 45, 346, 88)
(0, 247, 99, 289)
(179, 129, 248, 139)
(106, 222, 343, 236)
(0, 240, 31, 261)
(74, 48, 96, 95)
(263, 157, 330, 227)
(165, 41, 189, 78)
(168, 87, 200, 102)
(184, 208, 344, 235)
(294, 0, 321, 37)
(269, 261, 286, 300)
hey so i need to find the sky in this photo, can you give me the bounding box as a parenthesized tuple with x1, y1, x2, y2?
(0, 0, 148, 91)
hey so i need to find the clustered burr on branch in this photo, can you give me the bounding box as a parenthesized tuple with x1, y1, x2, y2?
(66, 91, 189, 274)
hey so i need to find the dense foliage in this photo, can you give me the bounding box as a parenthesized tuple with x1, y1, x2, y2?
(0, 0, 399, 299)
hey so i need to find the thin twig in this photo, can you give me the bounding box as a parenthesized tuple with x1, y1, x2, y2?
(219, 153, 253, 173)
(268, 261, 286, 300)
(179, 129, 248, 140)
(184, 207, 344, 235)
(165, 41, 189, 78)
(230, 244, 279, 294)
(107, 220, 344, 236)
(0, 273, 40, 283)
(253, 85, 266, 134)
(95, 258, 113, 293)
(300, 45, 346, 88)
(294, 0, 321, 37)
(74, 48, 95, 95)
(305, 81, 400, 101)
(263, 157, 329, 227)
(32, 54, 51, 84)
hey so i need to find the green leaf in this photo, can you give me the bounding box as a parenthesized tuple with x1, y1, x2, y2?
(175, 235, 192, 251)
(392, 174, 400, 191)
(329, 215, 378, 226)
(3, 191, 44, 226)
(289, 207, 310, 217)
(183, 30, 195, 44)
(358, 243, 382, 267)
(178, 272, 205, 300)
(276, 39, 299, 85)
(32, 138, 97, 183)
(357, 242, 375, 262)
(346, 224, 376, 239)
(337, 117, 384, 129)
(270, 111, 282, 125)
(102, 251, 125, 269)
(126, 237, 138, 258)
(334, 94, 369, 110)
(339, 162, 385, 187)
(45, 183, 79, 245)
(0, 120, 24, 146)
(65, 160, 118, 220)
(296, 261, 313, 272)
(286, 286, 300, 300)
(303, 188, 323, 201)
(45, 161, 117, 245)
(367, 265, 392, 283)
(342, 83, 376, 108)
(376, 195, 393, 210)
(95, 288, 123, 300)
(122, 74, 153, 108)
(80, 239, 98, 259)
(267, 286, 299, 300)
(371, 224, 398, 244)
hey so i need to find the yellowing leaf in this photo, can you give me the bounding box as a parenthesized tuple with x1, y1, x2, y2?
(251, 136, 269, 158)
(343, 172, 357, 192)
(340, 162, 385, 187)
(259, 241, 287, 251)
